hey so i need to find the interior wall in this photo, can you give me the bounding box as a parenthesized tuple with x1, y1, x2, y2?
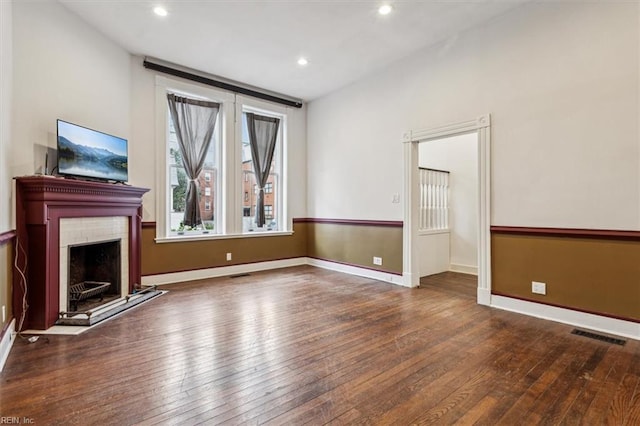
(307, 2, 639, 231)
(0, 0, 12, 233)
(416, 232, 449, 277)
(419, 133, 478, 270)
(130, 58, 156, 219)
(10, 2, 308, 287)
(129, 56, 308, 222)
(0, 0, 13, 331)
(11, 1, 131, 184)
(142, 222, 308, 276)
(306, 221, 403, 275)
(492, 231, 640, 322)
(130, 58, 308, 272)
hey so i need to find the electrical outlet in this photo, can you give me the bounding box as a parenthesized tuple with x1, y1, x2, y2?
(373, 256, 383, 266)
(392, 193, 400, 204)
(226, 253, 232, 261)
(532, 281, 546, 295)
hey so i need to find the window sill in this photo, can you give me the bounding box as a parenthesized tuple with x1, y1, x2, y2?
(155, 230, 294, 243)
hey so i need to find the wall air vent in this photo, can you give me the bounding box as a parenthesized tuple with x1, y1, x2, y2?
(571, 329, 626, 346)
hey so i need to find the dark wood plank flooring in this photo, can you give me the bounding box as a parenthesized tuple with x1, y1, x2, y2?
(1, 266, 638, 425)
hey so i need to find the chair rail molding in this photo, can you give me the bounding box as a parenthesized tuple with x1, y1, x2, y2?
(402, 114, 491, 307)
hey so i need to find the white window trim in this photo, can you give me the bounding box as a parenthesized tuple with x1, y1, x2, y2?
(155, 76, 234, 240)
(154, 77, 291, 242)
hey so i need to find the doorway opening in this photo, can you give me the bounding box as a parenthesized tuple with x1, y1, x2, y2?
(402, 115, 491, 305)
(417, 133, 479, 279)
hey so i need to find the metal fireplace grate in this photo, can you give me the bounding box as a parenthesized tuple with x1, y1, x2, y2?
(571, 329, 626, 346)
(69, 281, 111, 311)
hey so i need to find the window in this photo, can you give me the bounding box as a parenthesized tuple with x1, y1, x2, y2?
(241, 107, 283, 233)
(167, 102, 219, 235)
(156, 78, 289, 240)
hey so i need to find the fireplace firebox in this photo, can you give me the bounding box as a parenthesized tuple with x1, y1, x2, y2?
(67, 239, 121, 312)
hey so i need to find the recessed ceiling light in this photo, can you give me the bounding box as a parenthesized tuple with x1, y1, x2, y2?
(153, 6, 168, 17)
(297, 57, 308, 66)
(378, 4, 392, 15)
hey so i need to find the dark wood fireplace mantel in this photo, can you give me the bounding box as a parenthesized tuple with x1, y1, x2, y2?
(14, 176, 149, 330)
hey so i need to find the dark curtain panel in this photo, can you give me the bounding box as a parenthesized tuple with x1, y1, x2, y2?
(246, 113, 280, 227)
(167, 94, 220, 228)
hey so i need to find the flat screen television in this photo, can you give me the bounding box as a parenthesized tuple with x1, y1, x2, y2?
(57, 119, 128, 183)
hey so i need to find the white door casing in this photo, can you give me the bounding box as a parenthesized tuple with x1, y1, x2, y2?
(402, 115, 491, 305)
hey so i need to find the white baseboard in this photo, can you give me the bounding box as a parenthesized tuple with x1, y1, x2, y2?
(143, 257, 408, 288)
(491, 295, 640, 341)
(307, 258, 407, 287)
(477, 288, 491, 306)
(449, 263, 478, 275)
(141, 257, 308, 286)
(0, 318, 16, 372)
(402, 272, 420, 288)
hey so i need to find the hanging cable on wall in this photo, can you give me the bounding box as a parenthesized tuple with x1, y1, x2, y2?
(13, 236, 39, 343)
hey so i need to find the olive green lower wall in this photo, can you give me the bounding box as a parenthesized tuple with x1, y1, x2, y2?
(306, 221, 403, 275)
(0, 236, 13, 333)
(492, 232, 640, 322)
(142, 220, 404, 277)
(142, 222, 308, 276)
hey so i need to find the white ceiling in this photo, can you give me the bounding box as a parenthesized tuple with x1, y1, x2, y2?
(59, 0, 526, 102)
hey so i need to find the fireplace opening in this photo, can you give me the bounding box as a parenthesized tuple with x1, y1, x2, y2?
(68, 239, 122, 312)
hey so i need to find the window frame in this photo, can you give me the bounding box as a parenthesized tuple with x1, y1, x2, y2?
(154, 77, 292, 242)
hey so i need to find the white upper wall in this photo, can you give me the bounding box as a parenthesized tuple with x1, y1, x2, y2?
(11, 0, 131, 190)
(0, 0, 12, 233)
(307, 3, 640, 230)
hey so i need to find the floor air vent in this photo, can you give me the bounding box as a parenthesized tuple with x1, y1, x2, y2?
(229, 273, 250, 279)
(571, 329, 626, 346)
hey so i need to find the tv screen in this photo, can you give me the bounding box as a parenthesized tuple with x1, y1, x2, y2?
(57, 119, 128, 182)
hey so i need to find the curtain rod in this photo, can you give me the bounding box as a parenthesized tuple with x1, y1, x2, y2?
(143, 58, 304, 109)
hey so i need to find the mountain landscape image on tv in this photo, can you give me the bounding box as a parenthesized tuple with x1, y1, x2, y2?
(57, 120, 128, 182)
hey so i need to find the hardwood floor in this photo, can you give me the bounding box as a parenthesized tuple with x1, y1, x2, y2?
(1, 266, 638, 425)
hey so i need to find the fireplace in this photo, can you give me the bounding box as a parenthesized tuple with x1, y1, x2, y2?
(13, 176, 149, 329)
(67, 239, 122, 312)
